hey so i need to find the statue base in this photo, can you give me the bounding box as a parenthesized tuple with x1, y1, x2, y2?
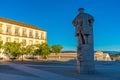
(77, 45, 95, 74)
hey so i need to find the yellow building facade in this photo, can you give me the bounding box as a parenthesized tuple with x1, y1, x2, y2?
(0, 17, 47, 45)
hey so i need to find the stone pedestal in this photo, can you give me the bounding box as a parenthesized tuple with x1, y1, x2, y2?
(77, 45, 95, 74)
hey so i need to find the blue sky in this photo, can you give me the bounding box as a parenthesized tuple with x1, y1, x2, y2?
(0, 0, 120, 51)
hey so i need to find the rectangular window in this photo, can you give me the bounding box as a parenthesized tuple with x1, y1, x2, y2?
(29, 30, 33, 38)
(6, 37, 11, 42)
(41, 32, 44, 40)
(6, 25, 11, 35)
(22, 39, 26, 46)
(35, 31, 39, 39)
(0, 23, 3, 33)
(22, 28, 27, 37)
(35, 41, 39, 44)
(14, 38, 19, 43)
(29, 40, 33, 45)
(15, 27, 19, 35)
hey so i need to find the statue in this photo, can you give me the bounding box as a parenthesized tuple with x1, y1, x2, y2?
(72, 8, 95, 74)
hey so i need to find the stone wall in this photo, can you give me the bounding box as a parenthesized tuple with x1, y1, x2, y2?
(47, 53, 77, 61)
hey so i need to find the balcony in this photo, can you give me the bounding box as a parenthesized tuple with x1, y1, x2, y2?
(14, 33, 20, 36)
(6, 32, 12, 35)
(29, 35, 33, 38)
(22, 34, 27, 37)
(35, 36, 39, 39)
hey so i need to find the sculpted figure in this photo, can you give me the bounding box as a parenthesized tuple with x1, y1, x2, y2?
(72, 8, 95, 73)
(73, 8, 94, 47)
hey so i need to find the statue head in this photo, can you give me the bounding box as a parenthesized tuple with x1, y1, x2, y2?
(78, 8, 84, 13)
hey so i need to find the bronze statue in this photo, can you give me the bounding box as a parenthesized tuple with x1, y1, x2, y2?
(72, 8, 95, 73)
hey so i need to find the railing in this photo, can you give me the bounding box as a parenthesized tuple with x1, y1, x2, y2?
(29, 35, 33, 38)
(14, 33, 20, 36)
(35, 36, 39, 39)
(6, 32, 12, 35)
(22, 34, 27, 37)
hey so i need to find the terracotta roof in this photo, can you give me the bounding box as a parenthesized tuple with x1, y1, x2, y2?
(0, 17, 46, 31)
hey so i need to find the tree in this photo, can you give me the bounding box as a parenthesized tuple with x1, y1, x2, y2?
(41, 43, 51, 59)
(34, 44, 41, 59)
(0, 40, 3, 53)
(3, 42, 21, 60)
(19, 46, 27, 61)
(25, 44, 37, 61)
(19, 42, 26, 61)
(35, 43, 50, 59)
(0, 40, 3, 49)
(51, 44, 63, 55)
(26, 45, 36, 55)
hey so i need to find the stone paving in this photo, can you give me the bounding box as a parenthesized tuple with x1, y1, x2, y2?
(0, 61, 77, 80)
(0, 61, 120, 80)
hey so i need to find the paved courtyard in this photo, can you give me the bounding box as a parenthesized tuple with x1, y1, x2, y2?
(0, 60, 120, 80)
